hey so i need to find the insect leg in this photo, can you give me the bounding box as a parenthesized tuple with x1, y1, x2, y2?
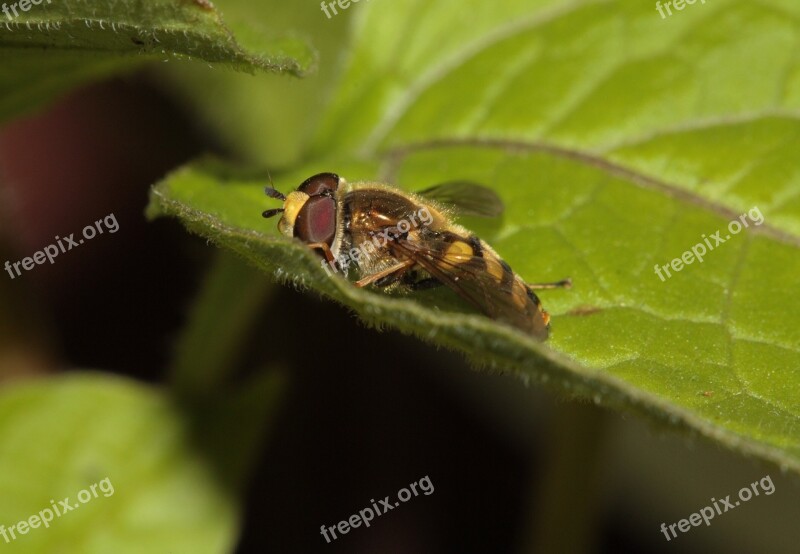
(401, 272, 443, 291)
(373, 273, 406, 288)
(355, 259, 416, 288)
(306, 242, 336, 264)
(526, 278, 572, 290)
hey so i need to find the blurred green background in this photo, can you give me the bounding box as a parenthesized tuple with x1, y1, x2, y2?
(1, 0, 799, 552)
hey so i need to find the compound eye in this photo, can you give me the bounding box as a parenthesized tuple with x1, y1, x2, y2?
(298, 172, 339, 196)
(294, 195, 337, 246)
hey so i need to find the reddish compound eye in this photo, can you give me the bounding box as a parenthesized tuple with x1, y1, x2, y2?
(298, 173, 339, 196)
(294, 195, 336, 246)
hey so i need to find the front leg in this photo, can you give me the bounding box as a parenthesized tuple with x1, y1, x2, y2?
(306, 242, 336, 264)
(355, 259, 416, 288)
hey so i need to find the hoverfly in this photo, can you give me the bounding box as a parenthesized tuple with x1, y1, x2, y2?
(262, 173, 570, 339)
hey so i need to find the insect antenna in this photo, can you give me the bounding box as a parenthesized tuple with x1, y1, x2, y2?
(262, 208, 285, 218)
(264, 170, 286, 200)
(264, 187, 286, 201)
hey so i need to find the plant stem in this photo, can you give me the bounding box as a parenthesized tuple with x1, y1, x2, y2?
(169, 250, 273, 397)
(519, 401, 609, 554)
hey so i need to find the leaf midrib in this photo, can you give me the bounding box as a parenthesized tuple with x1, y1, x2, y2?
(383, 137, 800, 247)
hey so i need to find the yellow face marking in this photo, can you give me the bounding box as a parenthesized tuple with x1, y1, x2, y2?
(443, 240, 474, 265)
(278, 191, 310, 237)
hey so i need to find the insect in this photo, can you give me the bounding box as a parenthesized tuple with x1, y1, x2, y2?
(262, 173, 571, 339)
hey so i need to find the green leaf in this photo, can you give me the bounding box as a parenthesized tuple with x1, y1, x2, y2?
(0, 372, 284, 553)
(154, 0, 349, 165)
(0, 0, 315, 122)
(147, 0, 800, 475)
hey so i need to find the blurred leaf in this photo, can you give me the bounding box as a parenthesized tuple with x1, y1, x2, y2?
(154, 0, 350, 165)
(147, 0, 800, 474)
(0, 0, 315, 122)
(0, 372, 284, 553)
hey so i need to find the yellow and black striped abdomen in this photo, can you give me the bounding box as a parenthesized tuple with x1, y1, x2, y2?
(399, 228, 550, 339)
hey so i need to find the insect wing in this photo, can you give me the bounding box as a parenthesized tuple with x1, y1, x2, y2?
(416, 181, 504, 218)
(389, 233, 548, 339)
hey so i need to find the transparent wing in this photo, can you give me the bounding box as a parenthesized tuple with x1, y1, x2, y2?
(416, 181, 504, 218)
(388, 232, 548, 339)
